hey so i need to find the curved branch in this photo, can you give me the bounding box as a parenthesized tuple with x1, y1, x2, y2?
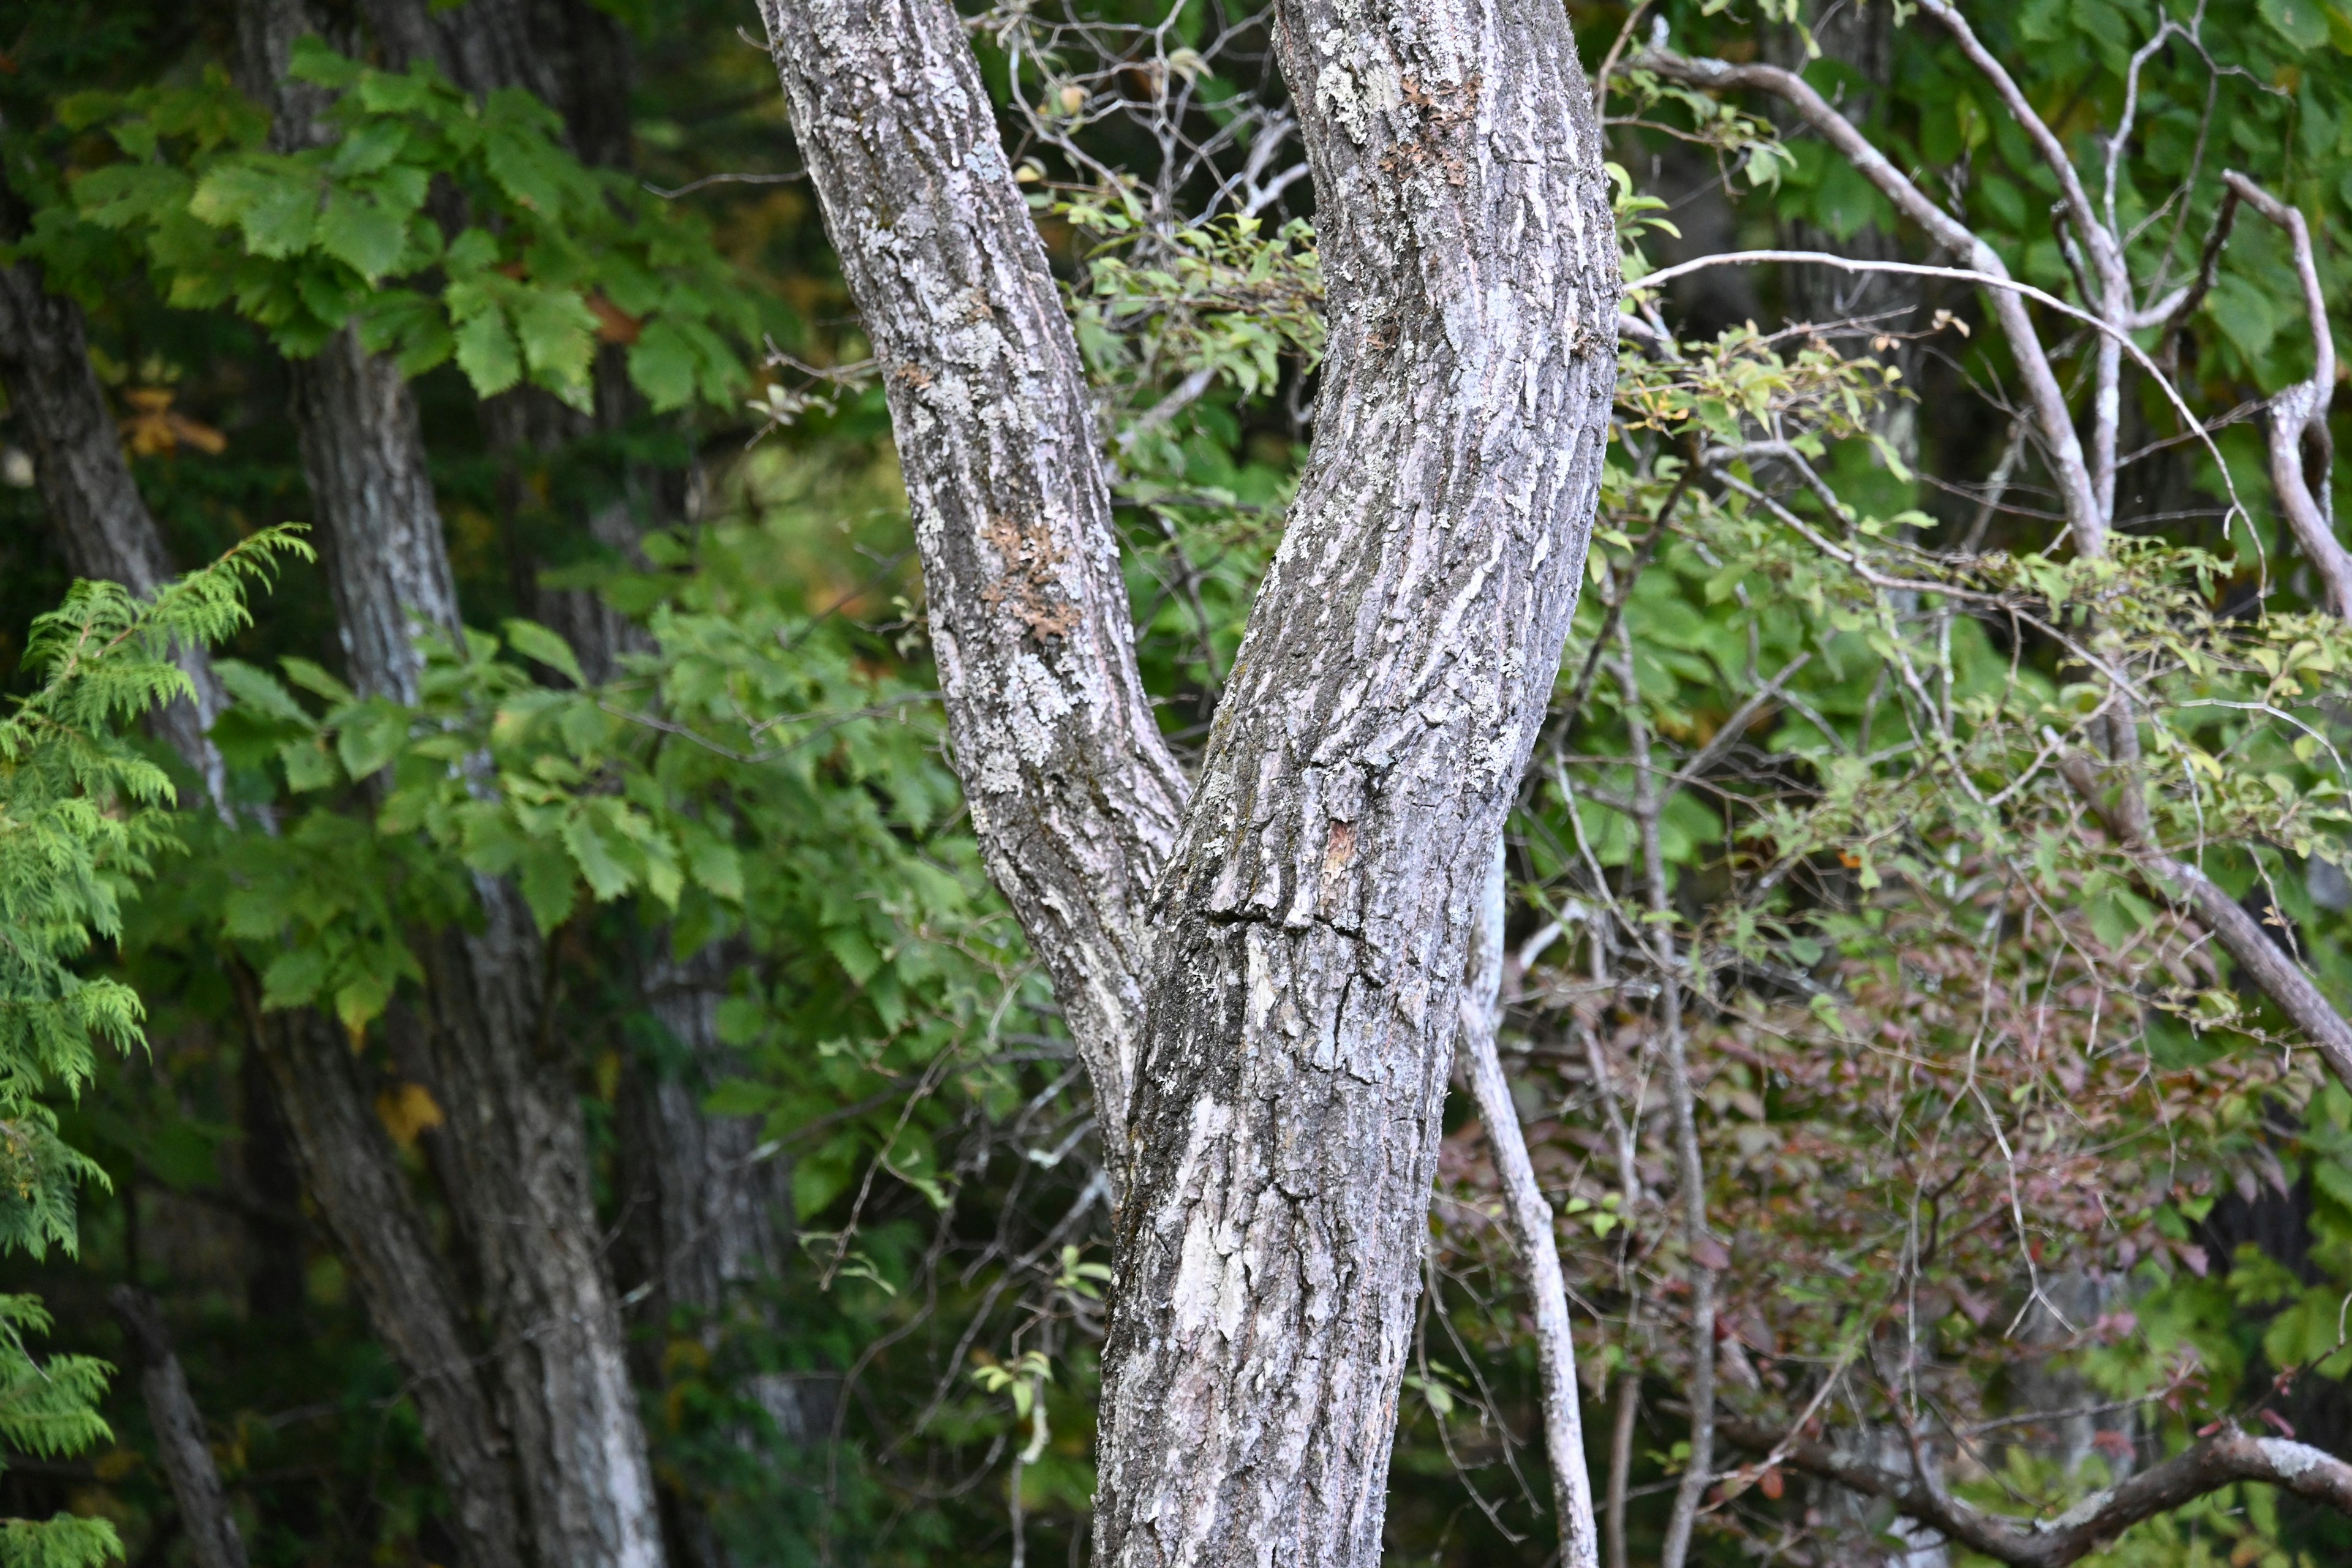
(1719, 1414, 2352, 1568)
(2054, 746, 2352, 1090)
(2219, 171, 2352, 620)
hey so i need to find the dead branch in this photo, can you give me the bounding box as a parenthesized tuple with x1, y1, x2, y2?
(1717, 1412, 2352, 1568)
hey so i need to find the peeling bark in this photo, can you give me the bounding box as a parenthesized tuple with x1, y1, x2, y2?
(755, 0, 1193, 1150)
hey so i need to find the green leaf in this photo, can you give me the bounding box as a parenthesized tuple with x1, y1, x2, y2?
(279, 657, 355, 706)
(316, 186, 405, 280)
(627, 318, 700, 412)
(260, 944, 332, 1009)
(453, 305, 523, 397)
(189, 160, 318, 258)
(502, 619, 589, 687)
(214, 658, 314, 727)
(336, 701, 409, 780)
(510, 287, 599, 402)
(279, 736, 341, 792)
(2263, 0, 2333, 50)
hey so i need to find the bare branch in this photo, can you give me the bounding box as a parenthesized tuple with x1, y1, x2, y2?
(2219, 170, 2352, 620)
(2053, 744, 2352, 1090)
(1459, 840, 1601, 1568)
(1629, 50, 2104, 552)
(1718, 1414, 2352, 1568)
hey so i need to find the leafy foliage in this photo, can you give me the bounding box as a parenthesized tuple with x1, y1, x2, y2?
(23, 40, 759, 411)
(0, 530, 301, 1567)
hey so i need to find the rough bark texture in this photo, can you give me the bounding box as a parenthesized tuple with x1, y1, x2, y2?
(0, 260, 230, 808)
(108, 1287, 251, 1568)
(406, 886, 665, 1568)
(1459, 844, 1599, 1568)
(1093, 4, 1617, 1562)
(288, 325, 464, 703)
(756, 0, 1193, 1150)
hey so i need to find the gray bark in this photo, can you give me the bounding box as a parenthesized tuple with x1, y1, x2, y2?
(0, 260, 230, 810)
(287, 325, 465, 702)
(756, 0, 1192, 1153)
(761, 1, 1616, 1561)
(1459, 843, 1600, 1568)
(108, 1287, 251, 1568)
(1093, 4, 1616, 1556)
(238, 7, 669, 1564)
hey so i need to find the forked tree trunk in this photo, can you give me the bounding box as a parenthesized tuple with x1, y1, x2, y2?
(758, 1, 1618, 1564)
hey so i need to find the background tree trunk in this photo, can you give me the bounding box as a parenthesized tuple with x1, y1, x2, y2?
(0, 258, 230, 807)
(235, 6, 669, 1564)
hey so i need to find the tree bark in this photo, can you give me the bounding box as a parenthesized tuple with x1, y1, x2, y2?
(1092, 2, 1616, 1560)
(239, 993, 535, 1568)
(108, 1287, 251, 1568)
(286, 326, 462, 703)
(755, 0, 1193, 1153)
(0, 260, 230, 810)
(762, 0, 1615, 1559)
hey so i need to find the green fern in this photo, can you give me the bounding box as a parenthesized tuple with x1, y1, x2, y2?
(0, 526, 306, 1567)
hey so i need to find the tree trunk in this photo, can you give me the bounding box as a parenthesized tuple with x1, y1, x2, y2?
(239, 994, 535, 1568)
(756, 0, 1193, 1153)
(0, 259, 230, 809)
(108, 1287, 251, 1568)
(285, 326, 463, 703)
(238, 7, 669, 1564)
(760, 1, 1616, 1561)
(1092, 5, 1616, 1559)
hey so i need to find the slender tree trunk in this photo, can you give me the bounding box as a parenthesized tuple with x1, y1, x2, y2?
(240, 993, 536, 1568)
(0, 259, 230, 809)
(1460, 842, 1601, 1568)
(237, 7, 669, 1564)
(108, 1287, 251, 1568)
